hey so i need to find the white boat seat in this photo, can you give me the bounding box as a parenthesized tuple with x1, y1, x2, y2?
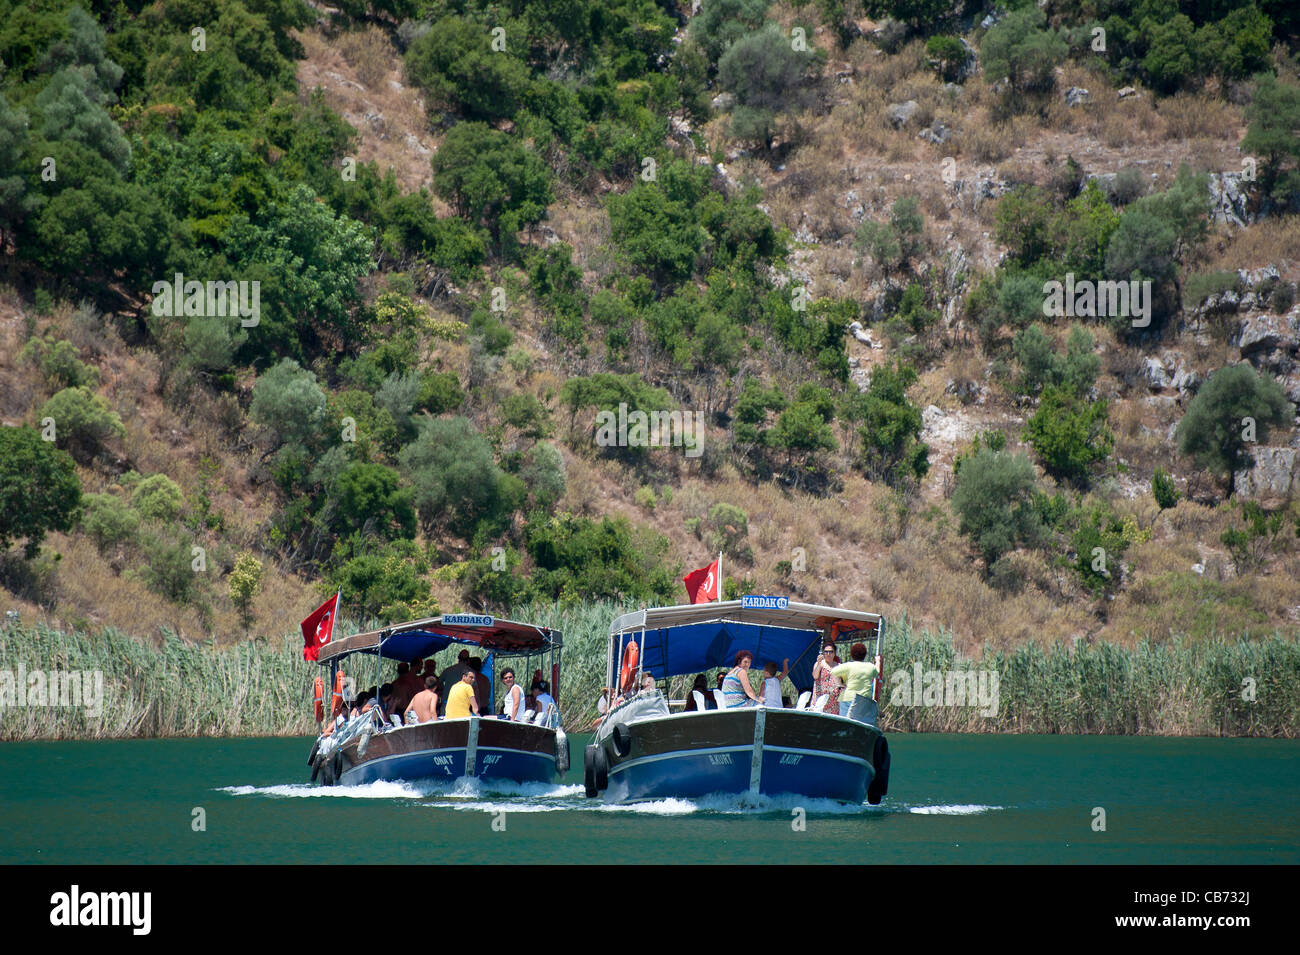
(812, 693, 830, 713)
(522, 709, 536, 723)
(795, 691, 812, 710)
(712, 689, 727, 709)
(691, 690, 708, 711)
(389, 714, 403, 728)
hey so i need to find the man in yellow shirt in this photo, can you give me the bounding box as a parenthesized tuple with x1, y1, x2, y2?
(831, 642, 879, 726)
(445, 669, 480, 718)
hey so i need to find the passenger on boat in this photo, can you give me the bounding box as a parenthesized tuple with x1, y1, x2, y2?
(812, 644, 843, 713)
(637, 672, 656, 694)
(446, 669, 480, 718)
(469, 657, 492, 714)
(715, 671, 727, 691)
(438, 650, 472, 716)
(405, 675, 441, 724)
(683, 673, 716, 711)
(831, 643, 879, 725)
(762, 658, 791, 707)
(500, 668, 526, 721)
(390, 663, 413, 715)
(534, 680, 556, 720)
(721, 652, 762, 707)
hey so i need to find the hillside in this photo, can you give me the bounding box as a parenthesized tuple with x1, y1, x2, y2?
(2, 0, 1300, 660)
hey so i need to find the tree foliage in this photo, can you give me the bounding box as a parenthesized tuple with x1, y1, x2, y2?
(0, 425, 81, 558)
(1175, 364, 1290, 496)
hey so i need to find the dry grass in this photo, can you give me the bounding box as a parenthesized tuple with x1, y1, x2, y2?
(1199, 217, 1300, 278)
(1158, 91, 1242, 142)
(296, 28, 439, 195)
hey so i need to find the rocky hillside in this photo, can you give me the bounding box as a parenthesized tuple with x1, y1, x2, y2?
(2, 0, 1299, 654)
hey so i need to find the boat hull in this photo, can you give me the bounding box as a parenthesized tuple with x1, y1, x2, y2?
(598, 708, 881, 804)
(334, 717, 559, 787)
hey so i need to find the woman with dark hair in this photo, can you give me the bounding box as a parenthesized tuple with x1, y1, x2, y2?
(683, 673, 715, 711)
(831, 642, 880, 725)
(720, 651, 762, 708)
(812, 643, 843, 713)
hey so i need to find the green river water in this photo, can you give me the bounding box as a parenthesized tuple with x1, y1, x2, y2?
(2, 734, 1296, 864)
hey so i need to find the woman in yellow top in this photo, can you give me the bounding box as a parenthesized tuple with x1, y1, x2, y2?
(830, 642, 879, 725)
(445, 669, 480, 718)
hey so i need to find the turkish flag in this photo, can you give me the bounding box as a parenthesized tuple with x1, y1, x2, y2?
(301, 593, 340, 661)
(682, 559, 720, 604)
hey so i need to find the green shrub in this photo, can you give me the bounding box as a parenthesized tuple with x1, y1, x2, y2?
(951, 449, 1042, 567)
(518, 441, 566, 511)
(524, 512, 678, 603)
(330, 461, 416, 541)
(37, 386, 125, 462)
(1152, 467, 1179, 510)
(249, 360, 327, 450)
(431, 122, 552, 249)
(20, 334, 99, 389)
(79, 492, 138, 555)
(228, 552, 262, 631)
(1182, 270, 1241, 310)
(1024, 385, 1113, 485)
(398, 416, 520, 539)
(1175, 364, 1290, 497)
(0, 425, 82, 558)
(925, 35, 968, 82)
(130, 473, 184, 523)
(980, 7, 1067, 94)
(845, 361, 929, 488)
(417, 370, 464, 415)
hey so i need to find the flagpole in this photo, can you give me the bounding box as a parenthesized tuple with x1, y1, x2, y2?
(717, 551, 723, 603)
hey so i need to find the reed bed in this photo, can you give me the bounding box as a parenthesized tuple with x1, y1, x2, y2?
(0, 622, 317, 740)
(2, 609, 1297, 739)
(880, 617, 1300, 736)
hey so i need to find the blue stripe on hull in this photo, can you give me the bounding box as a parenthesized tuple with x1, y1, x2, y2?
(607, 747, 872, 803)
(340, 747, 555, 786)
(761, 748, 871, 803)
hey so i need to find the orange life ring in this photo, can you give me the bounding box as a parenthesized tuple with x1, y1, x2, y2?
(331, 669, 345, 718)
(618, 641, 639, 692)
(313, 676, 325, 723)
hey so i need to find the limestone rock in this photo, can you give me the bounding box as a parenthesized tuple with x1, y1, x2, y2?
(886, 100, 919, 127)
(1233, 447, 1298, 499)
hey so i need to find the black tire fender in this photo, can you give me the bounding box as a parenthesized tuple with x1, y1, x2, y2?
(583, 744, 600, 798)
(867, 734, 890, 805)
(310, 754, 322, 783)
(307, 738, 321, 768)
(332, 750, 344, 786)
(610, 721, 633, 758)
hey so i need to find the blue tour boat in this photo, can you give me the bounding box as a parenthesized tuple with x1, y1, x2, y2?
(583, 599, 890, 804)
(308, 615, 567, 787)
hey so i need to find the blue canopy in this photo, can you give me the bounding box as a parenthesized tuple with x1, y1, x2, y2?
(608, 600, 882, 694)
(635, 620, 825, 692)
(319, 615, 560, 665)
(371, 629, 456, 662)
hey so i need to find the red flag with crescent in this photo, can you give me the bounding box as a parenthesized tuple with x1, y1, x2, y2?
(301, 593, 340, 661)
(682, 559, 720, 604)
